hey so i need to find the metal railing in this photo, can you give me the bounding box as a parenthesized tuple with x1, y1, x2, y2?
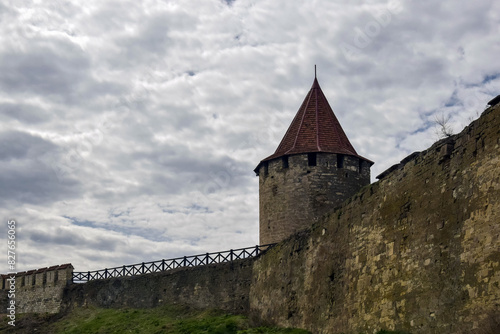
(72, 244, 276, 283)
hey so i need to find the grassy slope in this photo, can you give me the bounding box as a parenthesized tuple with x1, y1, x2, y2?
(0, 305, 413, 333)
(0, 305, 311, 334)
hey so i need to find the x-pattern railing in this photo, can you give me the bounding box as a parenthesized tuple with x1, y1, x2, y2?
(72, 244, 276, 283)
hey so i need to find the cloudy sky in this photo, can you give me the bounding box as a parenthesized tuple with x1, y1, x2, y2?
(1, 0, 499, 273)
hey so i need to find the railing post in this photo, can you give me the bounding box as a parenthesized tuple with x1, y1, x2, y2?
(122, 266, 126, 277)
(141, 262, 145, 274)
(87, 271, 90, 281)
(206, 253, 209, 265)
(256, 245, 259, 255)
(183, 256, 187, 267)
(230, 249, 233, 262)
(104, 268, 108, 279)
(161, 259, 165, 271)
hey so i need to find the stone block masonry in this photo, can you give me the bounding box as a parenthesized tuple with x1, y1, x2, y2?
(61, 259, 254, 314)
(258, 152, 370, 245)
(1, 264, 73, 313)
(249, 103, 500, 334)
(1, 259, 254, 315)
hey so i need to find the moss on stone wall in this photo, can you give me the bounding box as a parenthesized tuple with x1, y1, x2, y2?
(249, 104, 500, 334)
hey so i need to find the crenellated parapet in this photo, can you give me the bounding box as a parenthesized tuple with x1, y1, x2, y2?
(1, 264, 73, 313)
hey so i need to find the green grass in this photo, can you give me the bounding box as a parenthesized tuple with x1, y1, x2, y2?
(0, 305, 311, 334)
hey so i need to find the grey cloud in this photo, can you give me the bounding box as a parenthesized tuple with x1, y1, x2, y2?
(0, 36, 123, 106)
(87, 1, 144, 34)
(0, 131, 82, 206)
(105, 10, 198, 69)
(0, 130, 55, 161)
(116, 17, 172, 65)
(402, 1, 494, 41)
(128, 146, 251, 197)
(0, 42, 89, 99)
(25, 228, 120, 252)
(154, 104, 206, 131)
(0, 2, 12, 18)
(68, 217, 166, 242)
(0, 102, 52, 124)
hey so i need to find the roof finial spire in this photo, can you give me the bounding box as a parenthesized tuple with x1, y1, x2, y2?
(314, 64, 317, 78)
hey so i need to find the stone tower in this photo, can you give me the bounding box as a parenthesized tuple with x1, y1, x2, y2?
(254, 75, 373, 245)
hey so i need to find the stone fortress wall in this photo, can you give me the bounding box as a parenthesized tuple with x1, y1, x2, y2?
(249, 103, 500, 333)
(0, 103, 499, 334)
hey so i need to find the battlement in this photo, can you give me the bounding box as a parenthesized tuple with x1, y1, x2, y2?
(1, 263, 73, 290)
(1, 264, 73, 313)
(259, 152, 370, 178)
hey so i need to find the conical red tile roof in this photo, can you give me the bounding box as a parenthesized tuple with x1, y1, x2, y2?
(257, 77, 372, 168)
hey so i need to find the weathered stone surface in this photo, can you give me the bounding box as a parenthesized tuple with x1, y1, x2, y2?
(259, 153, 370, 245)
(0, 265, 74, 314)
(61, 259, 254, 314)
(249, 104, 500, 334)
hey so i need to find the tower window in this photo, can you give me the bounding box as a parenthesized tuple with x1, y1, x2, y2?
(337, 154, 344, 168)
(358, 159, 363, 173)
(282, 156, 289, 169)
(308, 153, 317, 166)
(263, 162, 269, 176)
